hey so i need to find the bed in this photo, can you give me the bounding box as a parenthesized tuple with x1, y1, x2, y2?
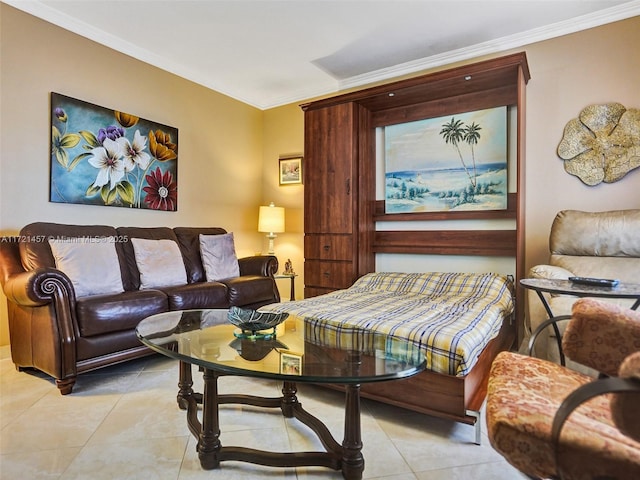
(261, 271, 516, 443)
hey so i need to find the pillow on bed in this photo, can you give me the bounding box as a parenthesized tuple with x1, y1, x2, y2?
(199, 233, 240, 281)
(130, 238, 187, 289)
(49, 237, 124, 298)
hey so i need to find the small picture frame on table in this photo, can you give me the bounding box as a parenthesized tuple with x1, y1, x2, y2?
(279, 155, 303, 185)
(280, 351, 302, 375)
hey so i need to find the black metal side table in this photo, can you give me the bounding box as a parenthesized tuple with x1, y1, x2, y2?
(521, 278, 640, 365)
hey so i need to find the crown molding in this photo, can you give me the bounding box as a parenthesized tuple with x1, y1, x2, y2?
(1, 0, 265, 106)
(338, 1, 640, 93)
(4, 0, 639, 110)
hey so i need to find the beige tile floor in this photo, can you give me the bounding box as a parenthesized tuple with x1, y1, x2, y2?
(0, 345, 527, 479)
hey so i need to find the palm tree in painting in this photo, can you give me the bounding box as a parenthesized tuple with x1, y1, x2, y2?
(440, 117, 476, 188)
(463, 122, 482, 185)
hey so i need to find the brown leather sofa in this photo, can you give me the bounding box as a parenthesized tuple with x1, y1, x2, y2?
(0, 222, 280, 394)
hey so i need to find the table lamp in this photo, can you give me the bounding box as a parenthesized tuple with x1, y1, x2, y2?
(258, 202, 285, 255)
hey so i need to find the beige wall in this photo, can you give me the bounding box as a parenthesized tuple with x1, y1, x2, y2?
(1, 4, 639, 346)
(520, 17, 640, 268)
(0, 5, 266, 344)
(261, 104, 305, 297)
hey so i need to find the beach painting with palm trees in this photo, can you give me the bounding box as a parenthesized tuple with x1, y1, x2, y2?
(384, 106, 507, 213)
(50, 93, 178, 210)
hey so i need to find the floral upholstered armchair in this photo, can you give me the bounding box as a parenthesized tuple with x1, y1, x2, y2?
(487, 298, 640, 479)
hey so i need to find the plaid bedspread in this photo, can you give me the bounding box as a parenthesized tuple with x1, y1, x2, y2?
(260, 272, 514, 376)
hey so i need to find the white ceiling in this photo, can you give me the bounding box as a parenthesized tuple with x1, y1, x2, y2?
(5, 1, 640, 109)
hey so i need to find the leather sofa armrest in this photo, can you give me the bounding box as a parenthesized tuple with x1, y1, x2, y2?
(238, 255, 278, 277)
(3, 267, 75, 307)
(562, 298, 640, 376)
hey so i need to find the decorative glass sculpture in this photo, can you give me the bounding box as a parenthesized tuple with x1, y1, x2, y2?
(227, 306, 289, 339)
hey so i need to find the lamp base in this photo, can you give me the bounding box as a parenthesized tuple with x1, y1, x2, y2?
(266, 233, 277, 255)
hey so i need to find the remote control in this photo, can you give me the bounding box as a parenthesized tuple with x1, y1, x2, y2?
(568, 276, 619, 287)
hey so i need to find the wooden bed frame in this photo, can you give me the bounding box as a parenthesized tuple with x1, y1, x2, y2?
(356, 315, 514, 443)
(323, 306, 515, 444)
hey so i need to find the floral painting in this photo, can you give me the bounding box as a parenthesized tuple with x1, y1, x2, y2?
(385, 106, 507, 213)
(50, 92, 178, 210)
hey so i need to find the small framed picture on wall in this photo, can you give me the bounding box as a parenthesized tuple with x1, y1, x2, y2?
(279, 155, 303, 185)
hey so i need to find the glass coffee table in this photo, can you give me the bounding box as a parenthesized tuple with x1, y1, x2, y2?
(136, 309, 425, 480)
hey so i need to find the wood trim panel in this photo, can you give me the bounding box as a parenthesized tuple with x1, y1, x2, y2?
(304, 235, 353, 261)
(304, 286, 337, 298)
(515, 64, 528, 346)
(304, 260, 354, 289)
(373, 193, 517, 221)
(371, 85, 516, 127)
(373, 230, 517, 256)
(357, 104, 376, 276)
(301, 52, 530, 112)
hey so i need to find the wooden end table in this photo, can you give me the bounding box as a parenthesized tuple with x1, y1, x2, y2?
(275, 274, 297, 301)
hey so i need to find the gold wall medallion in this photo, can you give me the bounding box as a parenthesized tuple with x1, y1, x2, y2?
(557, 103, 640, 185)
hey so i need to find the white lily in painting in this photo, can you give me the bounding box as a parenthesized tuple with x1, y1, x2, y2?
(88, 138, 125, 190)
(118, 129, 151, 171)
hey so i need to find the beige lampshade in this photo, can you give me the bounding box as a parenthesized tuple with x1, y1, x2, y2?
(258, 202, 285, 234)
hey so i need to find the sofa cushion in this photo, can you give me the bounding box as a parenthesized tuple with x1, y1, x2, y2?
(199, 233, 240, 281)
(76, 289, 168, 337)
(222, 275, 278, 307)
(117, 227, 182, 290)
(173, 227, 227, 283)
(18, 222, 129, 282)
(130, 238, 187, 289)
(49, 237, 125, 298)
(162, 282, 229, 310)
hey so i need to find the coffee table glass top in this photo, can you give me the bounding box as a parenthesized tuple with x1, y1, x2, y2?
(136, 309, 425, 383)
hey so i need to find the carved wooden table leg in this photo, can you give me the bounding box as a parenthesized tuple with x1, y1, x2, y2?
(281, 381, 298, 417)
(198, 368, 221, 469)
(177, 360, 194, 410)
(341, 384, 364, 480)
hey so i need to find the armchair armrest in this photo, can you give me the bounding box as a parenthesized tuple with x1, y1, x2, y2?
(551, 372, 640, 479)
(562, 298, 640, 376)
(611, 351, 640, 442)
(238, 255, 278, 277)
